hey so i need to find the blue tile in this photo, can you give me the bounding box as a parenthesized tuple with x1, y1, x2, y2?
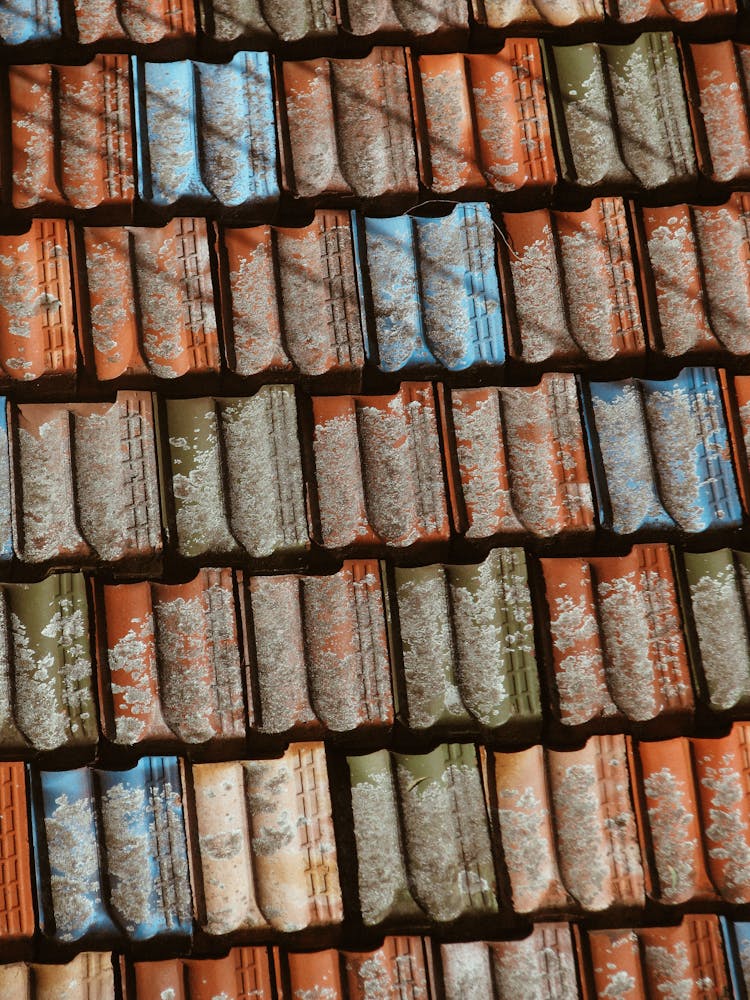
(721, 918, 749, 999)
(0, 1, 61, 44)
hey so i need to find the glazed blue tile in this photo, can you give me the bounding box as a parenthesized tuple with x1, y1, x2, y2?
(356, 204, 504, 373)
(135, 52, 278, 210)
(0, 0, 61, 44)
(584, 367, 742, 534)
(0, 401, 12, 562)
(721, 918, 749, 999)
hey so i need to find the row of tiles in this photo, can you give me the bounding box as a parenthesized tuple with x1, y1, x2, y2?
(7, 732, 750, 943)
(0, 371, 745, 570)
(1, 919, 749, 999)
(7, 39, 750, 215)
(1, 0, 747, 48)
(2, 544, 750, 755)
(4, 199, 750, 387)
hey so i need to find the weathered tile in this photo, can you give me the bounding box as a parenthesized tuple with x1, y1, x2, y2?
(98, 568, 246, 747)
(472, 0, 600, 26)
(246, 560, 393, 735)
(0, 221, 76, 387)
(190, 744, 342, 935)
(0, 0, 61, 43)
(500, 200, 644, 365)
(0, 954, 116, 1000)
(583, 368, 741, 534)
(414, 47, 555, 196)
(489, 735, 645, 914)
(347, 743, 497, 925)
(588, 917, 728, 999)
(681, 549, 750, 713)
(446, 377, 594, 540)
(81, 220, 219, 382)
(135, 53, 278, 211)
(312, 384, 449, 549)
(219, 213, 365, 378)
(129, 948, 274, 999)
(32, 758, 192, 945)
(0, 574, 96, 753)
(10, 393, 162, 567)
(342, 937, 430, 998)
(607, 0, 733, 20)
(391, 548, 540, 734)
(687, 42, 750, 185)
(340, 0, 467, 33)
(200, 0, 335, 40)
(74, 0, 195, 44)
(355, 205, 504, 373)
(549, 35, 696, 190)
(9, 58, 134, 211)
(637, 196, 750, 359)
(281, 50, 418, 200)
(440, 924, 580, 999)
(540, 545, 692, 727)
(0, 763, 35, 944)
(165, 388, 308, 560)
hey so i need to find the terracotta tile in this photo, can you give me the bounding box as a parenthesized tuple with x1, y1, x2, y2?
(0, 954, 116, 1000)
(540, 545, 692, 727)
(637, 196, 750, 359)
(10, 393, 162, 568)
(583, 368, 742, 534)
(414, 47, 555, 196)
(607, 0, 733, 21)
(81, 221, 219, 382)
(74, 0, 195, 43)
(0, 574, 97, 753)
(190, 745, 342, 935)
(391, 548, 540, 734)
(312, 383, 449, 549)
(219, 213, 365, 378)
(549, 35, 696, 190)
(500, 200, 645, 365)
(286, 951, 342, 997)
(200, 0, 336, 39)
(98, 568, 245, 747)
(32, 757, 192, 945)
(0, 221, 76, 386)
(588, 917, 728, 999)
(356, 205, 504, 373)
(0, 1, 61, 43)
(347, 743, 497, 925)
(0, 763, 34, 944)
(130, 948, 274, 999)
(440, 924, 580, 998)
(472, 0, 600, 26)
(342, 936, 430, 998)
(489, 735, 645, 913)
(165, 388, 309, 560)
(9, 58, 134, 212)
(681, 549, 750, 713)
(687, 42, 750, 185)
(281, 50, 418, 200)
(247, 560, 393, 736)
(339, 0, 468, 33)
(445, 376, 594, 540)
(135, 53, 278, 211)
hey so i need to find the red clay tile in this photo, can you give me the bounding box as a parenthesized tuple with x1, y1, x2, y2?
(413, 46, 555, 196)
(9, 58, 134, 212)
(81, 220, 219, 382)
(0, 954, 116, 999)
(74, 0, 195, 43)
(286, 951, 342, 997)
(540, 545, 692, 728)
(312, 383, 449, 549)
(500, 200, 644, 365)
(0, 763, 34, 944)
(637, 196, 750, 358)
(246, 560, 393, 736)
(281, 50, 418, 200)
(687, 42, 750, 185)
(130, 949, 274, 999)
(444, 377, 593, 540)
(190, 746, 342, 936)
(472, 0, 600, 26)
(98, 568, 246, 747)
(342, 937, 430, 998)
(219, 214, 364, 378)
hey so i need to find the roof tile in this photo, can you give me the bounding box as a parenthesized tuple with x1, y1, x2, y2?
(129, 948, 274, 999)
(74, 0, 196, 44)
(0, 762, 34, 944)
(0, 954, 116, 1000)
(339, 0, 468, 34)
(472, 0, 601, 28)
(200, 0, 336, 41)
(0, 0, 61, 44)
(687, 41, 750, 185)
